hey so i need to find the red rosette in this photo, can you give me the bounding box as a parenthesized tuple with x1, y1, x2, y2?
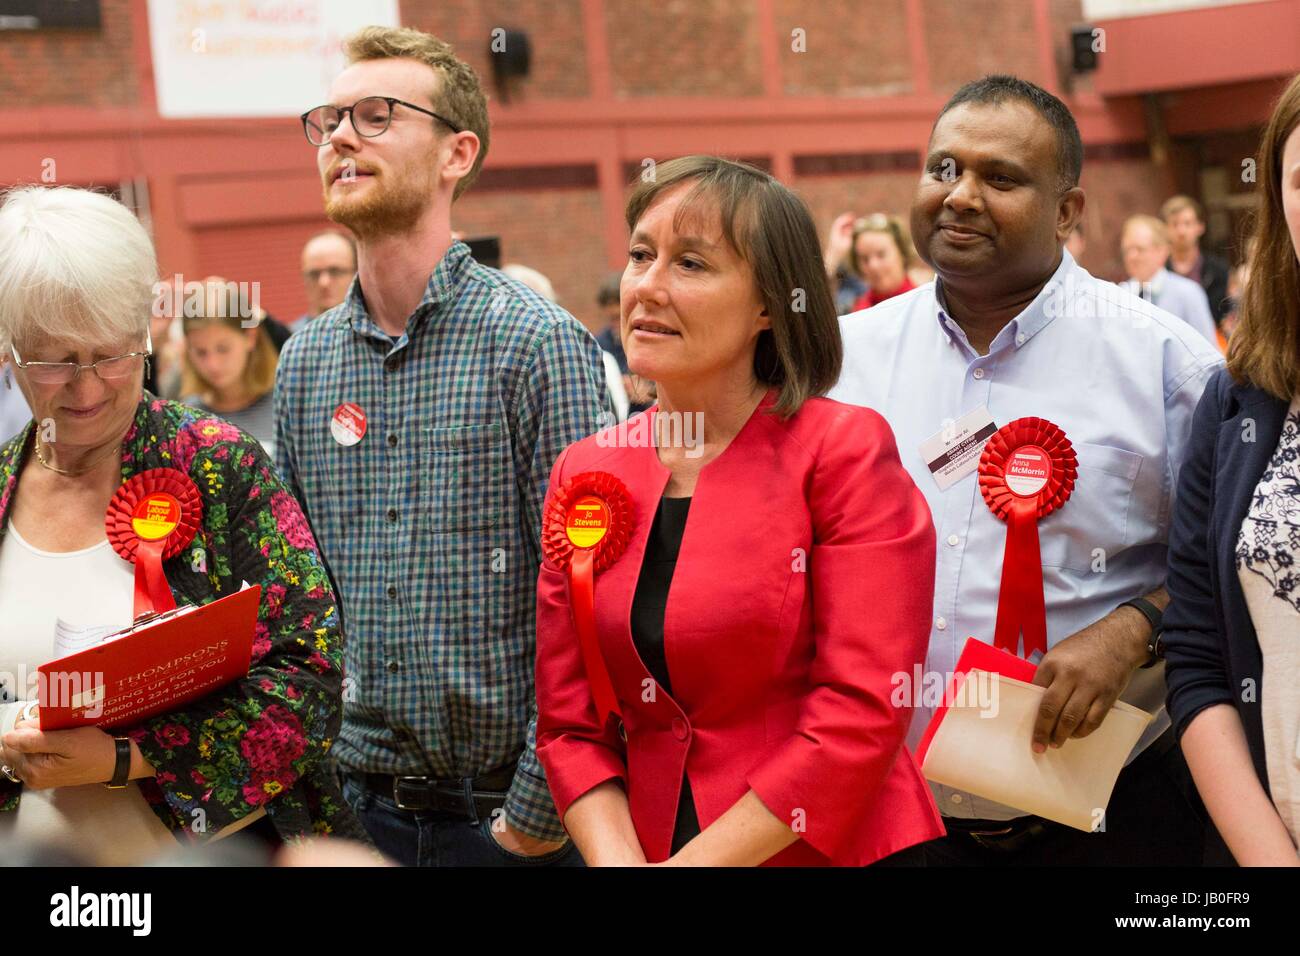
(541, 471, 635, 723)
(105, 469, 203, 619)
(976, 418, 1078, 659)
(542, 470, 634, 573)
(978, 417, 1077, 521)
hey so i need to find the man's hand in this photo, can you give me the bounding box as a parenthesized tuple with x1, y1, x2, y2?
(487, 816, 569, 858)
(1030, 608, 1150, 752)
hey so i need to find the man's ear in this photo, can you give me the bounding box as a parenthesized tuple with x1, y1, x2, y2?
(1057, 186, 1086, 243)
(442, 131, 481, 194)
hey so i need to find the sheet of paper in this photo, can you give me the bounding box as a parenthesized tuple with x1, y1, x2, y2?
(52, 620, 124, 660)
(921, 670, 1154, 831)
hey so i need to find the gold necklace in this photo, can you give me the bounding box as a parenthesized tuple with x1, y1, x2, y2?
(33, 434, 122, 477)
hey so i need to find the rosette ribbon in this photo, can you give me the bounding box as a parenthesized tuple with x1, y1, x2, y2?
(105, 469, 203, 620)
(542, 471, 634, 723)
(977, 418, 1077, 659)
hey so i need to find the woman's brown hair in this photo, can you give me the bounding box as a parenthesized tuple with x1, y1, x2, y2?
(624, 155, 841, 418)
(179, 280, 278, 401)
(1227, 73, 1300, 400)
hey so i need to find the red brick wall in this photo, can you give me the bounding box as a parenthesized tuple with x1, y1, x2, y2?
(0, 0, 138, 107)
(920, 0, 1049, 95)
(1077, 158, 1173, 282)
(775, 0, 914, 97)
(794, 170, 923, 242)
(453, 187, 610, 332)
(605, 0, 764, 97)
(400, 0, 590, 101)
(194, 218, 337, 325)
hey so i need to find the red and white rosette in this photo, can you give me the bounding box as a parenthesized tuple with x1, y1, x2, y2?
(106, 469, 203, 620)
(542, 471, 634, 723)
(977, 418, 1077, 659)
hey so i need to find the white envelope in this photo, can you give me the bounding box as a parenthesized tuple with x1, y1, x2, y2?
(921, 669, 1154, 832)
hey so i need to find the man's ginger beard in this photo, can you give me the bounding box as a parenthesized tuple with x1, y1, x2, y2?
(323, 160, 437, 239)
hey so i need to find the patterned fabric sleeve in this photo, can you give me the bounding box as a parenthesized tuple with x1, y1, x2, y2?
(502, 315, 610, 841)
(128, 418, 346, 838)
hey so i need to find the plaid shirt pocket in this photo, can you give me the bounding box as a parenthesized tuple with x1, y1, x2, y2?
(427, 422, 510, 534)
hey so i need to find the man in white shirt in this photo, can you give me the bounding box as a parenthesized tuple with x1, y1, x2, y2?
(1119, 214, 1219, 346)
(830, 75, 1223, 865)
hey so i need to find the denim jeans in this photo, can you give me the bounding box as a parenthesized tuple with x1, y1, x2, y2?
(341, 776, 585, 867)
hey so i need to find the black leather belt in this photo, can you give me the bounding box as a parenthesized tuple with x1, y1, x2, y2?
(352, 763, 516, 820)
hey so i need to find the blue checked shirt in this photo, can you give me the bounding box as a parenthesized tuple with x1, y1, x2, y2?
(274, 240, 610, 840)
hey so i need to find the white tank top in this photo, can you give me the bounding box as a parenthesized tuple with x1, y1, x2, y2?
(0, 520, 176, 864)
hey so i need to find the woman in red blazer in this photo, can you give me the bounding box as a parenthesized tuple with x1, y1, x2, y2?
(535, 155, 942, 866)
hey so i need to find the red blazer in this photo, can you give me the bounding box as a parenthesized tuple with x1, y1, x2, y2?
(535, 392, 944, 865)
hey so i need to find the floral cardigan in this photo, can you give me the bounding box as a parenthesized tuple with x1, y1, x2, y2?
(0, 395, 369, 846)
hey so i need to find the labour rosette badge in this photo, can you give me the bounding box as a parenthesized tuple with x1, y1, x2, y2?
(977, 417, 1077, 659)
(542, 471, 634, 722)
(105, 469, 203, 620)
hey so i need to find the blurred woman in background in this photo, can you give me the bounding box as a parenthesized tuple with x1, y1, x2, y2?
(181, 279, 279, 458)
(849, 213, 919, 312)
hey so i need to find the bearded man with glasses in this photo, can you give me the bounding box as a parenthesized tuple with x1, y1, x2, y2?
(278, 26, 609, 867)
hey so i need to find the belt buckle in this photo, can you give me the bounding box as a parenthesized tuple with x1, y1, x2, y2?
(968, 826, 1015, 852)
(393, 776, 433, 811)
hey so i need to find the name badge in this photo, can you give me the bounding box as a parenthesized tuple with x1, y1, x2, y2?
(919, 406, 997, 491)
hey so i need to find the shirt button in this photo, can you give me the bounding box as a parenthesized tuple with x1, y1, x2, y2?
(387, 585, 397, 599)
(671, 716, 688, 741)
(1015, 332, 1026, 345)
(384, 358, 398, 372)
(947, 534, 960, 547)
(386, 660, 400, 673)
(935, 616, 948, 630)
(387, 433, 398, 447)
(972, 368, 986, 380)
(386, 508, 398, 523)
(950, 793, 963, 805)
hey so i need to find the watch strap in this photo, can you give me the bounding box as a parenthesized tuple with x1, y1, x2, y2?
(105, 736, 132, 789)
(1120, 597, 1164, 669)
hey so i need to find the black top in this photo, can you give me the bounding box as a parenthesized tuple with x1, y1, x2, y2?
(629, 495, 701, 854)
(1164, 367, 1289, 796)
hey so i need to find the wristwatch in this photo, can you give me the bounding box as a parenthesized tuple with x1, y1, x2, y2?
(1119, 597, 1165, 669)
(105, 737, 132, 789)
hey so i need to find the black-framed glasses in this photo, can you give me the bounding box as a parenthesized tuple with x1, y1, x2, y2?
(300, 96, 463, 146)
(9, 330, 153, 386)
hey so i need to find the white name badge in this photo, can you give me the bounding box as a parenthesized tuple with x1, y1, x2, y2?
(919, 406, 998, 491)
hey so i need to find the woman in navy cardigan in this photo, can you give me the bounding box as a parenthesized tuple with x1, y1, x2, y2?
(1163, 73, 1300, 865)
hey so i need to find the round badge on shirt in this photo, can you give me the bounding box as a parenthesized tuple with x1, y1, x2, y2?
(1003, 445, 1052, 497)
(331, 402, 367, 447)
(565, 495, 611, 549)
(131, 493, 182, 541)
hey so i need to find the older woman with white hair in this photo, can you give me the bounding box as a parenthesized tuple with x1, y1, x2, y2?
(0, 186, 367, 863)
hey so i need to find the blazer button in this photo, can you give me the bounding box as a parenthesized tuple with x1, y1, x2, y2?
(617, 720, 627, 743)
(671, 716, 688, 741)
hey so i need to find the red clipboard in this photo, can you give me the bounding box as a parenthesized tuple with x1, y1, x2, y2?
(37, 585, 259, 731)
(914, 636, 1037, 764)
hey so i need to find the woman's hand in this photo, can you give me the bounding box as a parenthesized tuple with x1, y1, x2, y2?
(824, 211, 857, 274)
(0, 723, 118, 789)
